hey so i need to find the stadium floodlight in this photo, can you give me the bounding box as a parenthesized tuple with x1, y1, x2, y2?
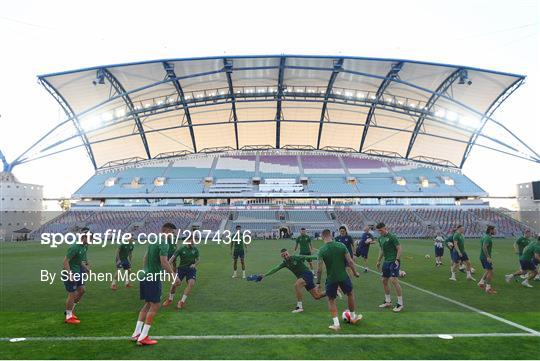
(446, 111, 458, 122)
(356, 92, 365, 99)
(144, 103, 152, 108)
(344, 91, 353, 98)
(435, 109, 445, 118)
(115, 108, 126, 118)
(334, 90, 342, 96)
(459, 116, 481, 128)
(81, 115, 102, 131)
(101, 112, 113, 122)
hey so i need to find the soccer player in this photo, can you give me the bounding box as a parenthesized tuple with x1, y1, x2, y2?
(317, 229, 361, 331)
(434, 233, 445, 267)
(375, 222, 404, 312)
(505, 236, 540, 288)
(231, 225, 247, 279)
(477, 225, 496, 294)
(449, 225, 475, 281)
(111, 237, 135, 290)
(356, 226, 376, 272)
(162, 223, 178, 269)
(514, 230, 532, 278)
(257, 248, 326, 313)
(131, 224, 175, 346)
(335, 225, 356, 276)
(63, 227, 91, 324)
(163, 235, 200, 309)
(294, 227, 315, 272)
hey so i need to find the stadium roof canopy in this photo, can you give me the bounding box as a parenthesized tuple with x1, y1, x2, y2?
(12, 55, 540, 170)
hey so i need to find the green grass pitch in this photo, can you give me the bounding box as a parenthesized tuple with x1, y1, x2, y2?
(0, 238, 538, 359)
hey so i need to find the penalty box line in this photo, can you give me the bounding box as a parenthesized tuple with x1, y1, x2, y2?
(1, 332, 539, 342)
(360, 265, 540, 336)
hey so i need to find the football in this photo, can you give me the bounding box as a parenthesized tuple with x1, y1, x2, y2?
(399, 270, 407, 277)
(425, 254, 431, 259)
(342, 310, 352, 323)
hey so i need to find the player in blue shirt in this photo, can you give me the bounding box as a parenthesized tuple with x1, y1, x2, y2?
(335, 226, 356, 278)
(356, 226, 376, 272)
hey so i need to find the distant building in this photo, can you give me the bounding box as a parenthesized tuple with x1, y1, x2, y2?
(516, 181, 540, 233)
(0, 172, 43, 240)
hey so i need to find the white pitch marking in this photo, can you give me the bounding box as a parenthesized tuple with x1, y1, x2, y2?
(361, 266, 540, 335)
(1, 332, 537, 342)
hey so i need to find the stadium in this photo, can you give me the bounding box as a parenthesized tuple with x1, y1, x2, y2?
(1, 53, 539, 358)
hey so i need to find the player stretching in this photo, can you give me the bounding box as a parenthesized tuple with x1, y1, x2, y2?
(63, 227, 91, 324)
(131, 226, 175, 346)
(356, 226, 376, 272)
(505, 236, 540, 288)
(294, 227, 315, 273)
(449, 225, 475, 281)
(317, 229, 361, 331)
(375, 222, 404, 312)
(256, 248, 326, 313)
(514, 230, 532, 278)
(163, 236, 200, 309)
(111, 238, 135, 290)
(231, 225, 247, 278)
(434, 233, 445, 266)
(477, 225, 497, 294)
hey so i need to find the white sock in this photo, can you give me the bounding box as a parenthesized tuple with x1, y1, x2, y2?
(297, 301, 303, 308)
(485, 284, 491, 290)
(132, 320, 143, 337)
(181, 294, 187, 302)
(242, 270, 246, 276)
(397, 296, 403, 305)
(450, 272, 456, 278)
(233, 270, 237, 276)
(66, 310, 72, 319)
(72, 302, 77, 312)
(384, 294, 391, 303)
(138, 324, 151, 341)
(350, 311, 356, 319)
(168, 293, 174, 301)
(467, 271, 472, 277)
(332, 317, 340, 326)
(478, 279, 485, 285)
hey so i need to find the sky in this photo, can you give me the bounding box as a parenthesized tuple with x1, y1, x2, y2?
(0, 0, 539, 210)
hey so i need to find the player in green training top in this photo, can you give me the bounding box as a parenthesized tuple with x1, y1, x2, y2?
(514, 230, 532, 273)
(506, 235, 540, 288)
(231, 225, 247, 279)
(111, 238, 135, 290)
(294, 227, 315, 272)
(375, 222, 404, 312)
(257, 248, 326, 313)
(316, 229, 361, 331)
(163, 234, 200, 309)
(62, 227, 92, 324)
(162, 223, 178, 269)
(131, 222, 175, 346)
(449, 225, 475, 281)
(477, 225, 497, 294)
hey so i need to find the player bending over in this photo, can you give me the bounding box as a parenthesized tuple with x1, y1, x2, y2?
(477, 225, 497, 294)
(514, 230, 532, 278)
(375, 222, 404, 312)
(294, 227, 315, 273)
(131, 230, 175, 346)
(63, 227, 91, 324)
(505, 236, 540, 288)
(231, 225, 247, 279)
(356, 226, 376, 272)
(449, 225, 475, 281)
(256, 248, 326, 313)
(163, 235, 200, 309)
(317, 229, 361, 331)
(111, 238, 135, 290)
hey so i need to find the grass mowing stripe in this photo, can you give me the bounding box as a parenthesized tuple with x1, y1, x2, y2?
(2, 332, 538, 342)
(361, 266, 540, 335)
